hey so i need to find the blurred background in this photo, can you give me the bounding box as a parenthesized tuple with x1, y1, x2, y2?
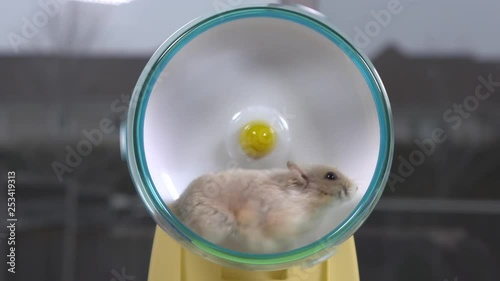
(0, 0, 499, 280)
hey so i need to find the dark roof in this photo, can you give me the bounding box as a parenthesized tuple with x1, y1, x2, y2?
(372, 46, 500, 105)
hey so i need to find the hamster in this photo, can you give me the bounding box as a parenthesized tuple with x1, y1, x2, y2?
(168, 161, 358, 254)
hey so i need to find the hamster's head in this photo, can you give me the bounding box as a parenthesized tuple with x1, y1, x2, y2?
(287, 161, 358, 203)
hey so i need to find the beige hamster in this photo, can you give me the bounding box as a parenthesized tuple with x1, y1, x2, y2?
(168, 161, 358, 254)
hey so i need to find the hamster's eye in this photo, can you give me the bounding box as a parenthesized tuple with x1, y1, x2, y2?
(325, 172, 337, 180)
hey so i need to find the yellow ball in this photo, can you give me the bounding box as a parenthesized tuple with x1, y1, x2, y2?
(239, 121, 276, 159)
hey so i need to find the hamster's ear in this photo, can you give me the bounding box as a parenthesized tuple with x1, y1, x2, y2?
(287, 161, 308, 181)
(287, 161, 308, 188)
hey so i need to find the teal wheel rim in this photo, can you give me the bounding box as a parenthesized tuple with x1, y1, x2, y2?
(126, 5, 394, 267)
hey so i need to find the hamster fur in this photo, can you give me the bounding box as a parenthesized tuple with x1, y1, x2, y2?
(168, 161, 358, 253)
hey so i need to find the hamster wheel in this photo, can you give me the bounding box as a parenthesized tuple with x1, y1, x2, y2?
(123, 3, 393, 279)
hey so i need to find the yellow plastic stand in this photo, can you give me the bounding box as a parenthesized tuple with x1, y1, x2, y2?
(148, 226, 360, 281)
